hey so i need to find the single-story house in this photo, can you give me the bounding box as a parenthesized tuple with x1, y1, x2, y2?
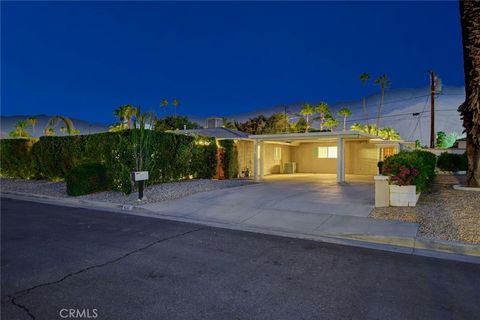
(180, 117, 415, 182)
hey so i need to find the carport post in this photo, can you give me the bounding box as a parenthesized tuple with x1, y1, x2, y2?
(336, 137, 345, 183)
(259, 141, 265, 179)
(253, 140, 259, 181)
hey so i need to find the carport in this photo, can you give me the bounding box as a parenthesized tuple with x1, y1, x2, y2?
(249, 131, 401, 183)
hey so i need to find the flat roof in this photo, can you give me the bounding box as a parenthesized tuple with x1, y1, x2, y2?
(248, 131, 380, 141)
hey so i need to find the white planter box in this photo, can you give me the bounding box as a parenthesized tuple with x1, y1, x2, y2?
(389, 185, 420, 207)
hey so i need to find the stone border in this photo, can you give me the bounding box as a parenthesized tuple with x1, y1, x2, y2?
(453, 184, 480, 192)
(2, 191, 479, 264)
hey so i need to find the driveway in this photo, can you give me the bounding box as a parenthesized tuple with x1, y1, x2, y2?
(142, 174, 418, 239)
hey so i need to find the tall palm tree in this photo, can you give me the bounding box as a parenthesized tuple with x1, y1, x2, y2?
(315, 102, 330, 131)
(458, 0, 480, 187)
(300, 104, 315, 133)
(160, 99, 169, 116)
(172, 99, 179, 117)
(338, 107, 352, 131)
(374, 74, 391, 135)
(359, 72, 370, 125)
(27, 116, 37, 137)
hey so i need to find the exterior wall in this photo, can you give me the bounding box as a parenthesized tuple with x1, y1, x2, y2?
(345, 141, 379, 175)
(291, 142, 337, 173)
(263, 143, 292, 175)
(236, 140, 254, 177)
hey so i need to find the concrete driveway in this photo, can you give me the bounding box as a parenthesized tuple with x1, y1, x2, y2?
(142, 174, 418, 239)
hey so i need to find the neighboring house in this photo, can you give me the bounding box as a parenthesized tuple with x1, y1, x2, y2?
(179, 117, 415, 182)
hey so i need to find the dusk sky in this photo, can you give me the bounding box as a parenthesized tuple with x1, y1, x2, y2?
(2, 1, 463, 125)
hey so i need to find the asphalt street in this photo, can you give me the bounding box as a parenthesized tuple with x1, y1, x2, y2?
(2, 198, 479, 320)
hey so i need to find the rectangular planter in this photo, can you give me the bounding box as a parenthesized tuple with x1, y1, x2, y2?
(389, 185, 420, 207)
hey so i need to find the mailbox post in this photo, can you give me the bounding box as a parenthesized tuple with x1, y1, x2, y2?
(132, 171, 149, 201)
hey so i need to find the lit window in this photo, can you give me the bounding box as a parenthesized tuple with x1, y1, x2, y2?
(317, 146, 337, 158)
(274, 147, 282, 160)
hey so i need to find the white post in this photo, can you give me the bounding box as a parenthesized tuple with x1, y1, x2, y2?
(253, 140, 259, 181)
(336, 137, 345, 183)
(259, 141, 265, 180)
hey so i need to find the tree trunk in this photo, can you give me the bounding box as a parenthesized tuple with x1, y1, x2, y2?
(363, 96, 369, 125)
(459, 0, 480, 187)
(376, 88, 384, 135)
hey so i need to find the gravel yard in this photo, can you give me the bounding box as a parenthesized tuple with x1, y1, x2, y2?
(0, 178, 254, 205)
(370, 175, 480, 244)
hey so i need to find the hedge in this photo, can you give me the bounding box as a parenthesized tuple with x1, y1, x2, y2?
(66, 163, 110, 196)
(219, 140, 239, 179)
(383, 150, 437, 192)
(1, 130, 218, 194)
(437, 152, 468, 172)
(0, 139, 37, 179)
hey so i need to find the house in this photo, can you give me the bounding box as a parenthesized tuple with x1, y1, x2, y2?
(180, 117, 414, 182)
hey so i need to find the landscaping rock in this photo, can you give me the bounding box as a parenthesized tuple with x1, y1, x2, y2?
(1, 178, 254, 205)
(370, 175, 480, 244)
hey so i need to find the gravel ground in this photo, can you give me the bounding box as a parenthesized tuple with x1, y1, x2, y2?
(371, 175, 480, 244)
(0, 178, 254, 205)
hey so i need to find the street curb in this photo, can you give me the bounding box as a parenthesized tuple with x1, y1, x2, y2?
(2, 191, 479, 264)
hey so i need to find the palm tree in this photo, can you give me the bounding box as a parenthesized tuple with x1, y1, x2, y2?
(60, 126, 67, 135)
(374, 74, 391, 135)
(359, 72, 370, 125)
(379, 127, 401, 140)
(350, 122, 364, 132)
(299, 104, 315, 133)
(324, 115, 341, 132)
(160, 99, 169, 115)
(114, 105, 138, 129)
(172, 99, 179, 117)
(27, 116, 37, 136)
(338, 107, 352, 131)
(315, 102, 330, 131)
(458, 0, 480, 187)
(9, 120, 31, 138)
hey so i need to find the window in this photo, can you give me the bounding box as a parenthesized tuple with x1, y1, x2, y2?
(273, 147, 282, 161)
(317, 146, 337, 159)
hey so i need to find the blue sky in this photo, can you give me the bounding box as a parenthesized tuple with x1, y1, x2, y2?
(2, 1, 463, 125)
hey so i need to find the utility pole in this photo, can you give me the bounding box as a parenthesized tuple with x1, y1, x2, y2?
(429, 70, 436, 149)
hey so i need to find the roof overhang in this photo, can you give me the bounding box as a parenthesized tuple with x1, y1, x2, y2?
(248, 131, 380, 142)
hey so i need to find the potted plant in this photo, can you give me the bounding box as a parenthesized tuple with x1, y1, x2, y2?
(383, 164, 420, 207)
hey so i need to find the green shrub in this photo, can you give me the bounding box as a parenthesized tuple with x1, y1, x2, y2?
(383, 150, 437, 192)
(437, 152, 468, 172)
(0, 139, 37, 179)
(66, 163, 109, 196)
(219, 140, 238, 179)
(2, 130, 219, 194)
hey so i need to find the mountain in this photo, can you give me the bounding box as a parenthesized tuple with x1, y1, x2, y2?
(2, 86, 465, 144)
(220, 85, 466, 145)
(0, 115, 108, 139)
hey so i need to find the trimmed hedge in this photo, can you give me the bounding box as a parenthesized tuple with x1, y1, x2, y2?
(66, 163, 110, 196)
(219, 140, 239, 179)
(437, 152, 468, 172)
(1, 130, 218, 194)
(383, 150, 437, 192)
(0, 139, 37, 179)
